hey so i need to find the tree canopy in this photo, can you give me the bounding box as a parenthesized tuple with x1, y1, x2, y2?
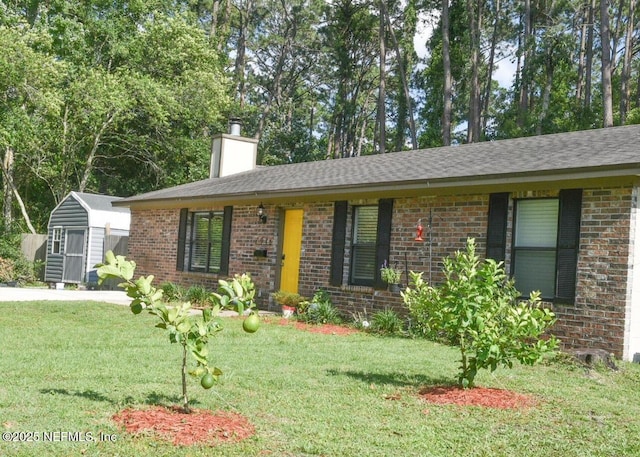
(1, 0, 639, 232)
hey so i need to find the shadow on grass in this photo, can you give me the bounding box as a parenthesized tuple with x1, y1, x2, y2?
(327, 369, 454, 388)
(41, 388, 117, 404)
(143, 392, 201, 408)
(39, 388, 200, 408)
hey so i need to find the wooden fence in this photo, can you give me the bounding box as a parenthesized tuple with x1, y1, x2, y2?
(104, 234, 129, 257)
(99, 235, 129, 289)
(21, 234, 47, 280)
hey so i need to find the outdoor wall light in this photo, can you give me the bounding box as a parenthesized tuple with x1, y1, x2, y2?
(258, 203, 267, 224)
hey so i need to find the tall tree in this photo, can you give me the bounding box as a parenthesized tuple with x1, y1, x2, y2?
(620, 0, 636, 124)
(442, 0, 452, 145)
(600, 0, 614, 127)
(377, 0, 387, 154)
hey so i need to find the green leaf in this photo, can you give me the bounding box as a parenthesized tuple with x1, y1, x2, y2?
(176, 320, 191, 333)
(120, 262, 135, 281)
(104, 250, 116, 265)
(97, 265, 122, 279)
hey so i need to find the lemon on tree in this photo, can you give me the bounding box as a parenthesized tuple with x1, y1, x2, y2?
(97, 252, 259, 412)
(243, 313, 260, 333)
(201, 372, 215, 389)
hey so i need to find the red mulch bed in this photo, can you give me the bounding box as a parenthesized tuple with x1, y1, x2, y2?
(276, 318, 360, 336)
(112, 406, 255, 446)
(418, 385, 537, 410)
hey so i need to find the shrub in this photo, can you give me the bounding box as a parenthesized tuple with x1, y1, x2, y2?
(161, 282, 185, 302)
(370, 308, 404, 336)
(303, 290, 342, 325)
(185, 285, 211, 307)
(271, 290, 306, 308)
(0, 231, 37, 283)
(0, 257, 15, 282)
(307, 300, 342, 324)
(403, 237, 558, 388)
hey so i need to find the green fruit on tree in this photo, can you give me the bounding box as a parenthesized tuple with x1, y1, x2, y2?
(243, 313, 260, 333)
(201, 372, 215, 389)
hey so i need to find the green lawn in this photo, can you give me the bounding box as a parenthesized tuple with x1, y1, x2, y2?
(1, 301, 639, 457)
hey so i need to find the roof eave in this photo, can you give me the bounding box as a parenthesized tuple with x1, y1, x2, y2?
(113, 167, 640, 210)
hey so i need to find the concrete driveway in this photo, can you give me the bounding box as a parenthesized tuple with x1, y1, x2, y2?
(0, 286, 131, 305)
(0, 286, 274, 317)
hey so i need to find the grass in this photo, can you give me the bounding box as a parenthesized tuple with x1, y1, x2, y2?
(1, 301, 639, 457)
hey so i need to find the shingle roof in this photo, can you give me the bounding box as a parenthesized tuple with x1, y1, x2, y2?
(74, 192, 129, 213)
(118, 125, 640, 206)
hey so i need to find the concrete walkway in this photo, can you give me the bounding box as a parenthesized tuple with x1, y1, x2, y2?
(0, 286, 275, 317)
(0, 286, 131, 305)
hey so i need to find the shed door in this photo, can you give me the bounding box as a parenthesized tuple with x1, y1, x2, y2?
(63, 229, 86, 283)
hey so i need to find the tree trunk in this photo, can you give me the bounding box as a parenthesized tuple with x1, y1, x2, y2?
(482, 0, 500, 133)
(384, 6, 417, 149)
(517, 0, 531, 129)
(536, 46, 555, 135)
(620, 0, 635, 124)
(1, 146, 36, 234)
(181, 344, 190, 413)
(234, 0, 253, 109)
(585, 0, 596, 112)
(466, 0, 482, 143)
(576, 2, 588, 103)
(2, 145, 13, 229)
(210, 0, 222, 38)
(600, 0, 614, 127)
(442, 0, 452, 146)
(377, 0, 386, 154)
(79, 113, 115, 192)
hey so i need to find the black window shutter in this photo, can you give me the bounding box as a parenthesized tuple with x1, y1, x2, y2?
(556, 189, 582, 303)
(374, 198, 394, 289)
(486, 193, 509, 262)
(176, 208, 188, 271)
(330, 201, 348, 286)
(218, 206, 233, 276)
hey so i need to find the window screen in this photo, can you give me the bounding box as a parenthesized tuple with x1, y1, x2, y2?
(513, 199, 558, 298)
(189, 211, 224, 273)
(350, 206, 378, 285)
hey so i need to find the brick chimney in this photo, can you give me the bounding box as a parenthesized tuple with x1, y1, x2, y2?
(210, 118, 259, 178)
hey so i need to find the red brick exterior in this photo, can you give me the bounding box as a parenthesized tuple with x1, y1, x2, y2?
(127, 185, 635, 358)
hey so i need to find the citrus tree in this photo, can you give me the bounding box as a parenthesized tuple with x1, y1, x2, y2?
(403, 238, 558, 388)
(96, 251, 260, 412)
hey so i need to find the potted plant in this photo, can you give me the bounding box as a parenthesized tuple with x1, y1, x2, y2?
(380, 261, 402, 293)
(271, 290, 306, 318)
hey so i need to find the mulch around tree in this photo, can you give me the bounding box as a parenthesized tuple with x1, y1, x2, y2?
(276, 318, 360, 336)
(418, 385, 537, 410)
(112, 406, 255, 446)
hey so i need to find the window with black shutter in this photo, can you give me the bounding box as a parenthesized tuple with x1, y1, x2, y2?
(177, 207, 232, 274)
(512, 198, 559, 299)
(349, 206, 378, 286)
(510, 189, 582, 303)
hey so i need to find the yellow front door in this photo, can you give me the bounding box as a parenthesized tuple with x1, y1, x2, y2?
(280, 209, 304, 293)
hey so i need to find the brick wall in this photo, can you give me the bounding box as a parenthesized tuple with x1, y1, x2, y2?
(292, 195, 491, 318)
(127, 185, 635, 357)
(554, 187, 634, 356)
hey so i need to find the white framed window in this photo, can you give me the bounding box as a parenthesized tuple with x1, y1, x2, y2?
(512, 198, 558, 298)
(52, 227, 62, 254)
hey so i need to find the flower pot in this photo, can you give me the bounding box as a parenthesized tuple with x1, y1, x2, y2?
(388, 283, 401, 293)
(281, 305, 296, 319)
